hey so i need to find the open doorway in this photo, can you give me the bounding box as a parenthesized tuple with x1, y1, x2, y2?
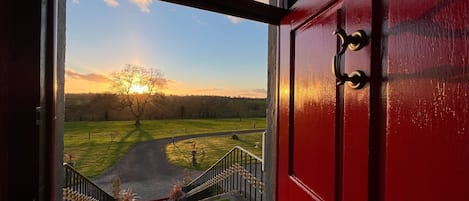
(63, 1, 271, 200)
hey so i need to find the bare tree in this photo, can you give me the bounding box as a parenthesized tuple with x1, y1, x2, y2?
(110, 64, 166, 126)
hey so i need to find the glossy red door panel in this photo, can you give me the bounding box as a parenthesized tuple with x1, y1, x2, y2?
(277, 0, 372, 200)
(384, 0, 469, 200)
(278, 0, 468, 201)
(278, 2, 342, 200)
(278, 0, 374, 199)
(277, 13, 291, 201)
(291, 13, 338, 201)
(288, 0, 339, 28)
(342, 0, 372, 200)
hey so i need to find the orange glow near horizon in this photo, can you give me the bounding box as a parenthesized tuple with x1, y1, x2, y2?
(65, 73, 266, 98)
(65, 77, 112, 94)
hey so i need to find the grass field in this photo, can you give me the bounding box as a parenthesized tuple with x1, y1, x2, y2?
(165, 132, 263, 170)
(64, 118, 265, 178)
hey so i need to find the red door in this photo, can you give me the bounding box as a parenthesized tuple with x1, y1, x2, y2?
(277, 0, 372, 200)
(384, 0, 469, 200)
(277, 0, 469, 200)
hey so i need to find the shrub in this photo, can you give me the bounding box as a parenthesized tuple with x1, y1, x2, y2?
(168, 183, 185, 201)
(119, 187, 140, 201)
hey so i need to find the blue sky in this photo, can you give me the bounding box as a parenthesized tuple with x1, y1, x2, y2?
(65, 0, 268, 98)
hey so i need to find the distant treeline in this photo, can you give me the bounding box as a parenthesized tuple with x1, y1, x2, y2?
(65, 93, 266, 121)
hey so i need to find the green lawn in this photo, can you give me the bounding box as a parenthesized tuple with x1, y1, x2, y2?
(165, 132, 263, 170)
(64, 118, 265, 178)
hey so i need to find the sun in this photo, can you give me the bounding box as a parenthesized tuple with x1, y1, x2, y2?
(129, 84, 149, 94)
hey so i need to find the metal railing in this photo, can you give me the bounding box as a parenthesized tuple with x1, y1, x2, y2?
(184, 146, 264, 201)
(63, 164, 116, 201)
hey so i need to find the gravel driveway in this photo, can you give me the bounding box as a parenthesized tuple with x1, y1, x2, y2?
(92, 129, 265, 201)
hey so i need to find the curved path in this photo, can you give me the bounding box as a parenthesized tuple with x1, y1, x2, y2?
(93, 129, 265, 201)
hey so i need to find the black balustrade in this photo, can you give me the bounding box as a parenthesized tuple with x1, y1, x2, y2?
(184, 146, 264, 201)
(63, 164, 116, 201)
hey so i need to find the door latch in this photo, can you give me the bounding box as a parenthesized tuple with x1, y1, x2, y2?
(332, 28, 369, 89)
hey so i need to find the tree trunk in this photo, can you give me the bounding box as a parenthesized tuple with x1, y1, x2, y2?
(135, 118, 141, 127)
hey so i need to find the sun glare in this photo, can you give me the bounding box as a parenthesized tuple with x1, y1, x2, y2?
(129, 84, 149, 94)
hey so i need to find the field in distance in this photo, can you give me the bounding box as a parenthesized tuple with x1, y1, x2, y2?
(166, 132, 263, 170)
(64, 118, 266, 178)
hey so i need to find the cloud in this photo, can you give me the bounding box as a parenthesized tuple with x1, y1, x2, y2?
(65, 70, 111, 83)
(252, 88, 267, 94)
(226, 15, 243, 24)
(236, 89, 267, 98)
(102, 0, 153, 13)
(72, 0, 80, 4)
(163, 81, 267, 98)
(192, 15, 208, 25)
(130, 0, 153, 13)
(166, 79, 177, 84)
(194, 88, 224, 92)
(104, 0, 120, 7)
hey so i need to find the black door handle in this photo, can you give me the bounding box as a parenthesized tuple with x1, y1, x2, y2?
(332, 28, 369, 89)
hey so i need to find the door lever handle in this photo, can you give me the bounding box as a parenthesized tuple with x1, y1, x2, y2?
(332, 28, 368, 89)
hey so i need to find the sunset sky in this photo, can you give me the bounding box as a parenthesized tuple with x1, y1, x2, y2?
(65, 0, 268, 98)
